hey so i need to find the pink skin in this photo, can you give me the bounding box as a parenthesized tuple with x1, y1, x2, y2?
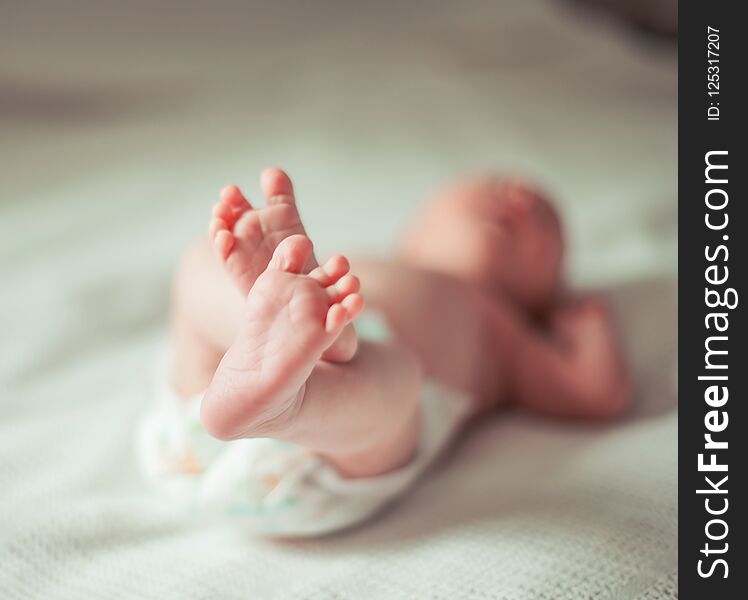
(201, 233, 422, 478)
(399, 176, 564, 316)
(201, 235, 364, 441)
(397, 174, 630, 416)
(172, 168, 631, 479)
(208, 168, 357, 363)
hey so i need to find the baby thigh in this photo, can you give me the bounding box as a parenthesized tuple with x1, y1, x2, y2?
(351, 259, 514, 412)
(170, 237, 245, 395)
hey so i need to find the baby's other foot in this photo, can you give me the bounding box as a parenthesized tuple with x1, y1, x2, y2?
(209, 168, 311, 297)
(209, 167, 358, 362)
(201, 235, 364, 441)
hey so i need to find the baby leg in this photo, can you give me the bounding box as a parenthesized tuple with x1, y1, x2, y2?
(170, 237, 244, 397)
(172, 243, 518, 417)
(200, 235, 423, 478)
(351, 261, 631, 420)
(171, 167, 357, 397)
(351, 259, 517, 412)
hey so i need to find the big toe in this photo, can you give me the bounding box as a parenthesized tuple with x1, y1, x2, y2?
(261, 167, 296, 204)
(269, 234, 313, 274)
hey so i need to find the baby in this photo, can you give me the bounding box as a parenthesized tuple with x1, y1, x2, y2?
(138, 168, 631, 536)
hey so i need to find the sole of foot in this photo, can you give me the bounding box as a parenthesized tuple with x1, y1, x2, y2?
(201, 235, 364, 440)
(209, 167, 358, 362)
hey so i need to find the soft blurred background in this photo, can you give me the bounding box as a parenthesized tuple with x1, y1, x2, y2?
(1, 1, 677, 598)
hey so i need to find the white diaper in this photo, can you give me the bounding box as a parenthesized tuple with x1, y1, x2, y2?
(136, 313, 471, 537)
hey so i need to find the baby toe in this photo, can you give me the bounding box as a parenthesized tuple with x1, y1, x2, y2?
(260, 167, 295, 204)
(310, 255, 350, 286)
(326, 274, 360, 303)
(214, 230, 235, 260)
(324, 293, 364, 334)
(212, 200, 234, 223)
(341, 293, 365, 318)
(220, 184, 252, 211)
(325, 304, 349, 334)
(269, 235, 313, 274)
(209, 217, 228, 240)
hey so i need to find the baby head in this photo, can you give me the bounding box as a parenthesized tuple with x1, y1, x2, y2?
(400, 175, 564, 313)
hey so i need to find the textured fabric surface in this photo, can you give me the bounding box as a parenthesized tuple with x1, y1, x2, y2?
(1, 0, 676, 597)
(137, 352, 471, 537)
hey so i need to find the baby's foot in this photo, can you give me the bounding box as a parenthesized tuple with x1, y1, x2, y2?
(209, 167, 358, 362)
(209, 168, 311, 298)
(201, 235, 364, 441)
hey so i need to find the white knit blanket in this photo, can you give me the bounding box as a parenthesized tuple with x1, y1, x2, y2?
(0, 1, 676, 597)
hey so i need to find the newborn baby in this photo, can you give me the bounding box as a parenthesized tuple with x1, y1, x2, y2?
(138, 168, 631, 536)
